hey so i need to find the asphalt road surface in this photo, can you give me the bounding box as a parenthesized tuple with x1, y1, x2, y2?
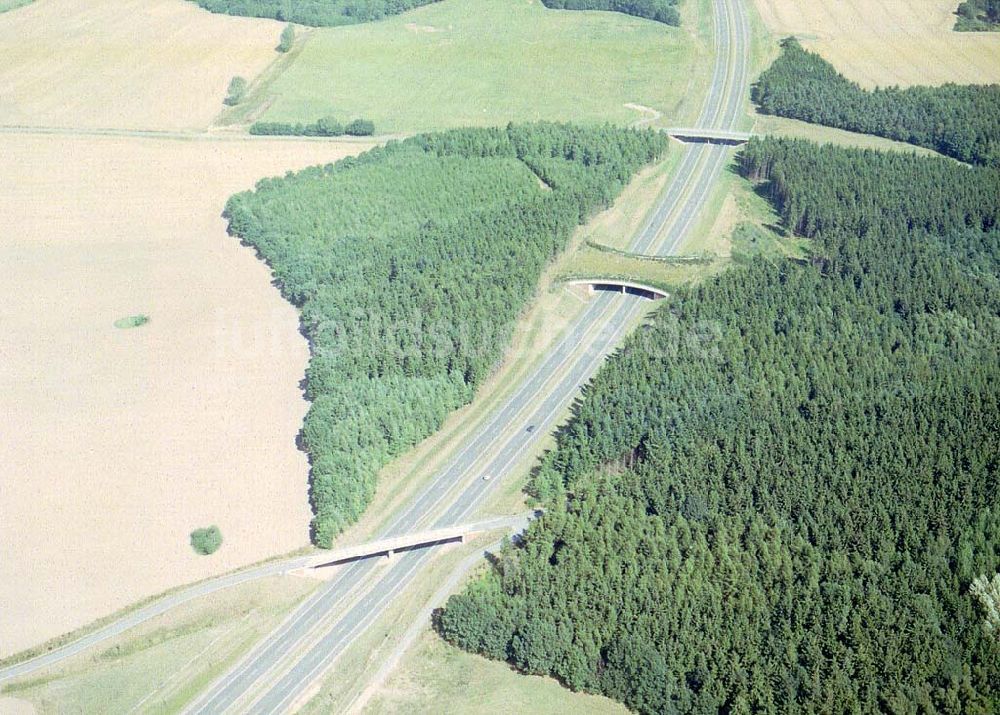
(183, 0, 752, 710)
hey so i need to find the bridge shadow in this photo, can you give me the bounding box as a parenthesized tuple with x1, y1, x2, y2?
(671, 135, 748, 147)
(311, 535, 465, 570)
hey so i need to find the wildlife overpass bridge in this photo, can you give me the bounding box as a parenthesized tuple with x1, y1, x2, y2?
(665, 127, 753, 145)
(300, 512, 537, 569)
(567, 279, 668, 301)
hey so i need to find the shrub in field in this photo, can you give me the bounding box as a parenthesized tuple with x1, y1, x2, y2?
(344, 118, 375, 136)
(278, 23, 295, 52)
(190, 526, 223, 555)
(224, 76, 248, 106)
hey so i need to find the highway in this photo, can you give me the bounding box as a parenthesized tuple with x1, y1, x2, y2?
(185, 0, 752, 710)
(0, 514, 531, 687)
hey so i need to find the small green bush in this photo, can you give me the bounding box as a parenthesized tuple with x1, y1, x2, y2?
(114, 314, 150, 329)
(224, 76, 248, 106)
(278, 23, 295, 52)
(344, 118, 375, 136)
(190, 526, 223, 555)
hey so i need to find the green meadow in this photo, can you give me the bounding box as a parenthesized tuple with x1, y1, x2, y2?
(256, 0, 711, 133)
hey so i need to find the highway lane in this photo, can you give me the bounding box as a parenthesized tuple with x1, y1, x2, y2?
(184, 293, 636, 714)
(246, 295, 649, 715)
(633, 0, 749, 256)
(0, 556, 321, 686)
(0, 514, 531, 687)
(187, 0, 753, 710)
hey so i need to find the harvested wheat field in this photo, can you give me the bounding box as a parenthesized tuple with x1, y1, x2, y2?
(0, 0, 283, 130)
(0, 133, 375, 658)
(752, 0, 1000, 86)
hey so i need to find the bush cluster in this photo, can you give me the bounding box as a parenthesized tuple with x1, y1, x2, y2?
(541, 0, 679, 25)
(190, 526, 223, 555)
(249, 117, 375, 137)
(955, 0, 1000, 30)
(191, 0, 441, 26)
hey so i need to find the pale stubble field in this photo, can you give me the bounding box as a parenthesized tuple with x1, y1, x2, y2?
(0, 0, 284, 131)
(0, 133, 375, 658)
(0, 0, 383, 660)
(752, 0, 1000, 87)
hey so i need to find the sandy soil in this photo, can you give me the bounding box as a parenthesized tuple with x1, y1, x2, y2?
(752, 0, 1000, 86)
(0, 133, 375, 659)
(0, 0, 284, 130)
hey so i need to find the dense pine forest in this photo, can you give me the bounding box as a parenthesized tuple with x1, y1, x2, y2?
(955, 0, 1000, 30)
(752, 38, 1000, 166)
(540, 0, 680, 26)
(190, 0, 440, 25)
(224, 123, 667, 546)
(437, 138, 1000, 712)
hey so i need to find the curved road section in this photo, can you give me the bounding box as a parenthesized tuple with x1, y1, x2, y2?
(183, 0, 752, 711)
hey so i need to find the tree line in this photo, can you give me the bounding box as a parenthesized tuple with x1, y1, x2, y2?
(190, 0, 440, 25)
(540, 0, 679, 26)
(437, 137, 1000, 712)
(249, 117, 375, 136)
(224, 123, 668, 546)
(752, 37, 1000, 166)
(192, 0, 681, 26)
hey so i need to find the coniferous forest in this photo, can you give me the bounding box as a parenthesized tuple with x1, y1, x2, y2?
(437, 138, 1000, 712)
(224, 123, 667, 546)
(752, 38, 1000, 166)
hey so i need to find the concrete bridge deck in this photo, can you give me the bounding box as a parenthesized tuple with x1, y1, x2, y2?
(302, 513, 537, 569)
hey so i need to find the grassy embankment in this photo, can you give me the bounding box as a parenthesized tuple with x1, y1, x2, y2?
(2, 578, 318, 713)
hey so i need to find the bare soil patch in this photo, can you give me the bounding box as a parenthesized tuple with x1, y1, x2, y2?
(0, 133, 374, 658)
(0, 0, 284, 130)
(751, 0, 1000, 86)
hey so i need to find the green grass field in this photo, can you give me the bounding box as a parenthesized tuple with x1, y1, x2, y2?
(362, 630, 628, 714)
(253, 0, 711, 133)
